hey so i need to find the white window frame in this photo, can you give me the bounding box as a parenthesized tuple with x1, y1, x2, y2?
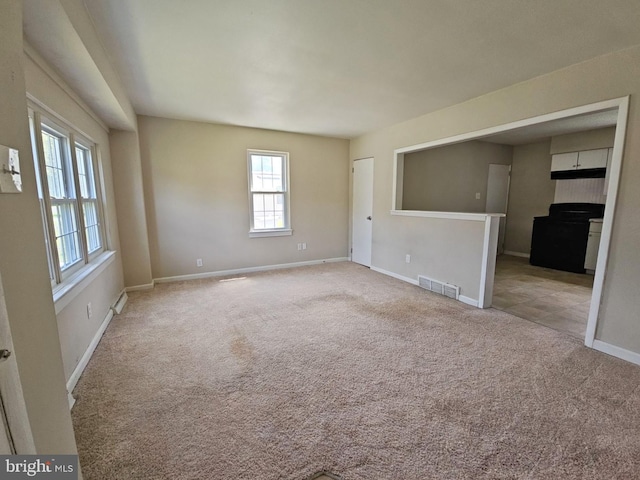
(29, 106, 110, 297)
(247, 149, 292, 238)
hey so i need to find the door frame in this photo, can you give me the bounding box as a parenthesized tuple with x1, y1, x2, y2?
(486, 163, 512, 254)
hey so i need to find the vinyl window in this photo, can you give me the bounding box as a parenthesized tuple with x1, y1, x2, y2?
(247, 150, 291, 237)
(29, 109, 106, 287)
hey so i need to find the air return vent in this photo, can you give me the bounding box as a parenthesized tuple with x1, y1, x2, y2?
(418, 275, 459, 300)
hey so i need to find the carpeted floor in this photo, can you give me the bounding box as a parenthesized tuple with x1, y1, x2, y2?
(71, 262, 640, 479)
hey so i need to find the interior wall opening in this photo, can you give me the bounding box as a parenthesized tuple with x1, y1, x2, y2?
(390, 97, 629, 347)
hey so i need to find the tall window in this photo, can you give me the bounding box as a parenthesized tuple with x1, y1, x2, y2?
(247, 150, 291, 237)
(29, 110, 105, 286)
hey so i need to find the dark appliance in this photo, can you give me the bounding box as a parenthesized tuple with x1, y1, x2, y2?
(530, 203, 605, 273)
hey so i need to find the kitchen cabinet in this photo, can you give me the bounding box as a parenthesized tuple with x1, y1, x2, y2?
(550, 148, 608, 178)
(577, 149, 608, 169)
(551, 152, 579, 172)
(584, 219, 603, 272)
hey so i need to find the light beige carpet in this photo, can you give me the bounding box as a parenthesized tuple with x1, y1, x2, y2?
(71, 262, 640, 479)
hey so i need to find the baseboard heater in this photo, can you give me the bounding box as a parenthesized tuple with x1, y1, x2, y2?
(112, 292, 128, 315)
(418, 275, 460, 300)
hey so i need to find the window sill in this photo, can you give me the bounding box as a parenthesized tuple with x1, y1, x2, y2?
(53, 250, 116, 314)
(249, 229, 293, 238)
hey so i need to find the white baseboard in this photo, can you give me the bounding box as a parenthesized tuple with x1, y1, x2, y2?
(592, 340, 640, 367)
(503, 251, 530, 259)
(66, 308, 114, 408)
(370, 266, 419, 286)
(154, 257, 349, 284)
(125, 281, 155, 292)
(459, 295, 479, 307)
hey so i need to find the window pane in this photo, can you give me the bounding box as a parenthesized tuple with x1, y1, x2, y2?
(250, 154, 284, 193)
(42, 131, 66, 199)
(253, 193, 265, 230)
(83, 200, 102, 253)
(76, 145, 97, 199)
(251, 155, 263, 191)
(252, 192, 287, 230)
(272, 157, 283, 191)
(51, 202, 81, 270)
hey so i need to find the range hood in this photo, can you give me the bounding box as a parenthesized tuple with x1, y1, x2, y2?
(551, 168, 606, 180)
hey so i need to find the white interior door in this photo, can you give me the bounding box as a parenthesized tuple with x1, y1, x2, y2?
(486, 164, 511, 254)
(352, 158, 374, 267)
(0, 272, 35, 454)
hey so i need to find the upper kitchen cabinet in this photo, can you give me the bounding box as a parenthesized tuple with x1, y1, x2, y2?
(551, 152, 579, 172)
(576, 149, 608, 169)
(551, 148, 608, 179)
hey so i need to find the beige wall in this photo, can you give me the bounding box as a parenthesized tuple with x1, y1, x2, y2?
(403, 140, 513, 212)
(0, 0, 78, 454)
(350, 44, 640, 354)
(138, 116, 350, 279)
(24, 47, 125, 383)
(504, 141, 556, 255)
(550, 126, 616, 154)
(109, 128, 153, 287)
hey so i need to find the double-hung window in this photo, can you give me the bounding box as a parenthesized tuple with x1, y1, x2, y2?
(29, 109, 106, 289)
(247, 150, 291, 237)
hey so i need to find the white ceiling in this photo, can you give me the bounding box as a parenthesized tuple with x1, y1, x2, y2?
(54, 1, 640, 137)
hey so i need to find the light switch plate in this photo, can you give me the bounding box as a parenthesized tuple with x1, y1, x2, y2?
(0, 145, 22, 194)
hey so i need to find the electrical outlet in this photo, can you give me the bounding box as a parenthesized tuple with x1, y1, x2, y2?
(475, 192, 481, 200)
(406, 254, 411, 263)
(87, 302, 92, 319)
(302, 243, 307, 250)
(196, 258, 203, 267)
(297, 243, 302, 251)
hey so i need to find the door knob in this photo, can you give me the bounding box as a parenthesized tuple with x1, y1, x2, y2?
(366, 216, 372, 220)
(0, 349, 11, 363)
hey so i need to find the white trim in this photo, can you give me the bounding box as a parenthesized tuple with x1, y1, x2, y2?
(459, 295, 479, 307)
(478, 217, 492, 309)
(592, 340, 640, 367)
(391, 98, 629, 211)
(125, 282, 155, 292)
(249, 229, 293, 238)
(66, 308, 115, 408)
(247, 149, 291, 234)
(154, 258, 348, 284)
(391, 210, 504, 222)
(584, 97, 629, 348)
(503, 250, 530, 259)
(369, 266, 419, 286)
(394, 97, 628, 156)
(53, 251, 116, 314)
(479, 217, 500, 309)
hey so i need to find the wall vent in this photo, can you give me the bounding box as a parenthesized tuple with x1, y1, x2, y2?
(417, 275, 459, 300)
